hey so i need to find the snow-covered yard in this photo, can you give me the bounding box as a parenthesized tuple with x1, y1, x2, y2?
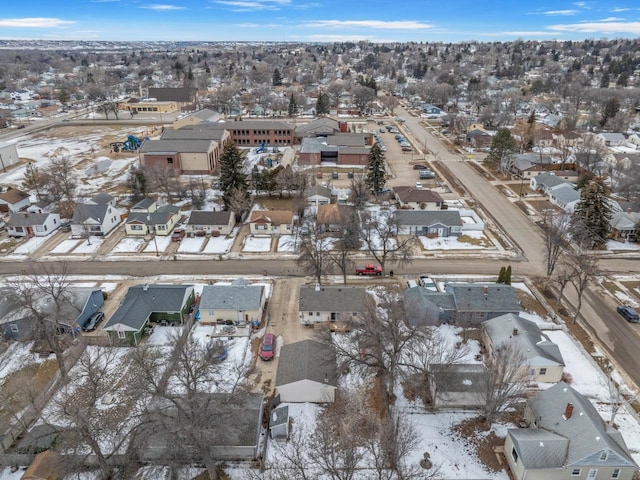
(50, 238, 82, 253)
(202, 234, 236, 254)
(142, 235, 172, 254)
(277, 235, 297, 252)
(111, 237, 145, 253)
(12, 236, 49, 255)
(419, 230, 492, 250)
(242, 235, 272, 252)
(177, 236, 206, 253)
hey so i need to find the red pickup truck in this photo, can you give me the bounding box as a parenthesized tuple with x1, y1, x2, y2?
(356, 264, 383, 276)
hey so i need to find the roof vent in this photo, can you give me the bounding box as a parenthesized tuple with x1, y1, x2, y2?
(143, 284, 149, 291)
(513, 328, 518, 336)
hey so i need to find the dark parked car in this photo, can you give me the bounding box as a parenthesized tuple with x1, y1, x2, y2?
(617, 306, 639, 323)
(83, 311, 105, 332)
(60, 222, 71, 232)
(259, 332, 275, 360)
(413, 164, 428, 170)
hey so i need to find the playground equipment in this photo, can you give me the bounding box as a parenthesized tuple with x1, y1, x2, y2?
(110, 134, 146, 153)
(256, 142, 266, 154)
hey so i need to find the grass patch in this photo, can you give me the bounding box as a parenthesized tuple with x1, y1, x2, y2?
(456, 234, 492, 247)
(253, 195, 300, 211)
(0, 237, 18, 254)
(515, 288, 549, 318)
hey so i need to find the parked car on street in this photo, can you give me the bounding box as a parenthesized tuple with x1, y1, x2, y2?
(617, 305, 639, 323)
(259, 332, 275, 360)
(83, 312, 105, 332)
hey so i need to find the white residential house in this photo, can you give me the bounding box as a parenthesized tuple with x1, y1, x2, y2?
(6, 212, 61, 238)
(0, 189, 31, 213)
(275, 340, 337, 403)
(0, 142, 20, 170)
(70, 203, 121, 239)
(548, 184, 581, 213)
(596, 132, 626, 147)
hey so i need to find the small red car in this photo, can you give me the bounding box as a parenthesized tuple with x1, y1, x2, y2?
(259, 333, 275, 360)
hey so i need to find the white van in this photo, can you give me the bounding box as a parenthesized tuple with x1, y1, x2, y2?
(406, 280, 418, 289)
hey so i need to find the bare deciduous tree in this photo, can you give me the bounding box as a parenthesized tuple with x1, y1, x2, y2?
(296, 219, 333, 285)
(349, 172, 370, 210)
(540, 210, 571, 276)
(360, 209, 415, 275)
(568, 251, 599, 324)
(481, 341, 529, 427)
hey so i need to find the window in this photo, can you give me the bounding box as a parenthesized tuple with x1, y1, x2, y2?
(587, 469, 598, 479)
(10, 324, 18, 333)
(539, 368, 547, 375)
(256, 224, 267, 230)
(167, 157, 173, 164)
(600, 451, 608, 461)
(131, 225, 143, 231)
(117, 330, 126, 339)
(612, 469, 621, 479)
(511, 447, 518, 463)
(572, 469, 581, 476)
(157, 225, 166, 231)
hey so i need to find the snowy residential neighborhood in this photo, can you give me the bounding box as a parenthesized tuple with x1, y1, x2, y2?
(0, 38, 639, 480)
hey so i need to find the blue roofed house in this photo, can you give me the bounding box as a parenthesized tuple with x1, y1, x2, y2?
(482, 313, 564, 383)
(102, 284, 195, 345)
(198, 279, 266, 327)
(505, 382, 637, 480)
(530, 172, 569, 194)
(609, 210, 640, 241)
(549, 184, 581, 214)
(1, 287, 104, 340)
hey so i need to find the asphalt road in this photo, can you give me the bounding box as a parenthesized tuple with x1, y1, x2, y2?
(398, 106, 640, 389)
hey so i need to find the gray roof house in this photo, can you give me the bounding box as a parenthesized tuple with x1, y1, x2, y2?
(506, 382, 637, 480)
(70, 203, 121, 238)
(298, 285, 368, 324)
(276, 340, 337, 403)
(102, 284, 195, 345)
(549, 184, 581, 213)
(198, 279, 266, 327)
(610, 211, 640, 241)
(482, 314, 564, 382)
(404, 283, 521, 326)
(394, 210, 463, 237)
(142, 392, 264, 461)
(6, 212, 61, 238)
(186, 210, 236, 236)
(428, 364, 490, 409)
(530, 172, 569, 194)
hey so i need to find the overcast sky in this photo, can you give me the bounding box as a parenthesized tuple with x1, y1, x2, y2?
(1, 0, 640, 42)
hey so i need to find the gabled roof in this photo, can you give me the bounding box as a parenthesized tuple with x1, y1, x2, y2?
(306, 185, 332, 198)
(131, 198, 156, 210)
(483, 313, 564, 367)
(518, 382, 636, 468)
(71, 203, 111, 224)
(276, 340, 337, 387)
(199, 283, 264, 311)
(394, 210, 462, 227)
(295, 117, 340, 135)
(0, 188, 30, 204)
(610, 211, 640, 230)
(126, 205, 180, 226)
(90, 192, 114, 205)
(187, 210, 233, 226)
(393, 186, 444, 203)
(103, 284, 192, 332)
(7, 212, 55, 227)
(550, 184, 580, 204)
(299, 286, 367, 313)
(316, 204, 354, 225)
(446, 283, 521, 313)
(532, 172, 568, 189)
(509, 428, 569, 469)
(250, 210, 293, 226)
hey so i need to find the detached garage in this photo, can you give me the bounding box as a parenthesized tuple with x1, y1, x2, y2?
(276, 340, 337, 403)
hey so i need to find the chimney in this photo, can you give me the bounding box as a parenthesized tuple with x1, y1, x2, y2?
(564, 402, 574, 419)
(143, 284, 149, 291)
(483, 286, 488, 294)
(315, 283, 320, 292)
(513, 328, 518, 336)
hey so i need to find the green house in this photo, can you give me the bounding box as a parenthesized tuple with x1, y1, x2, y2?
(102, 284, 195, 345)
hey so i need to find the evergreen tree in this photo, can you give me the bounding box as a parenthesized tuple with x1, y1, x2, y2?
(315, 92, 330, 115)
(504, 265, 512, 285)
(288, 93, 297, 116)
(365, 143, 386, 194)
(497, 266, 506, 283)
(219, 143, 248, 210)
(571, 176, 612, 249)
(126, 166, 148, 201)
(485, 128, 517, 172)
(272, 68, 282, 86)
(600, 97, 620, 127)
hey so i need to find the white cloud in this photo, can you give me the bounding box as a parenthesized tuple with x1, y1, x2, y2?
(611, 7, 631, 12)
(544, 9, 579, 15)
(0, 17, 76, 28)
(306, 34, 376, 41)
(140, 4, 186, 10)
(480, 31, 558, 37)
(213, 0, 291, 11)
(303, 20, 434, 30)
(548, 20, 640, 34)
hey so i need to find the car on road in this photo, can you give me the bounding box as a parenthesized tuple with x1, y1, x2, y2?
(259, 332, 275, 360)
(83, 311, 105, 332)
(617, 306, 639, 323)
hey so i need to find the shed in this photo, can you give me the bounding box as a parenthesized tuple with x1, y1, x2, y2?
(269, 405, 289, 440)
